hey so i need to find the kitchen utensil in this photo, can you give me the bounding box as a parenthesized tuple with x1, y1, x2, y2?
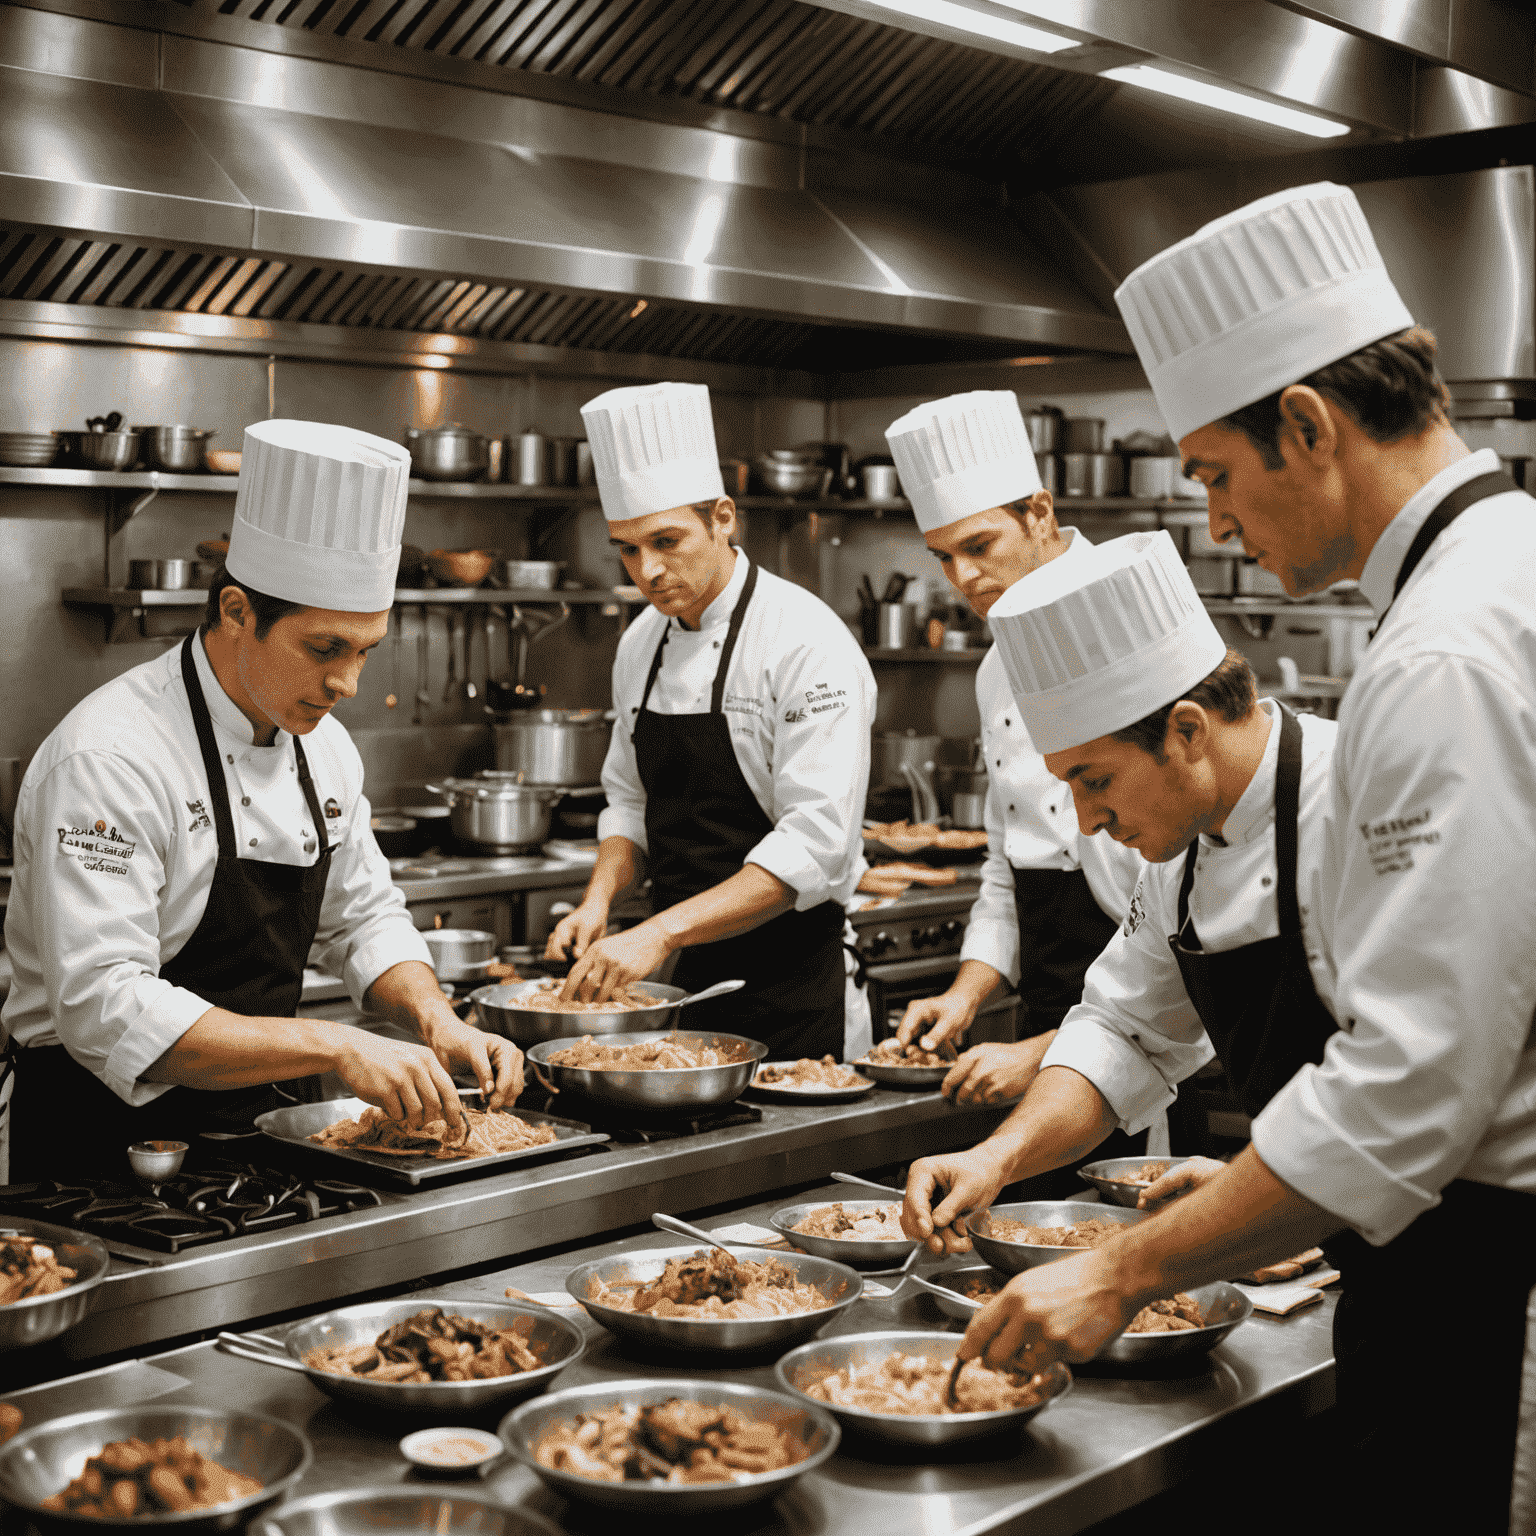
(1062, 417, 1105, 453)
(0, 1216, 110, 1351)
(0, 431, 58, 467)
(472, 980, 685, 1046)
(831, 1171, 902, 1196)
(493, 710, 609, 787)
(526, 1030, 766, 1113)
(909, 1263, 1007, 1320)
(205, 449, 242, 474)
(59, 429, 138, 471)
(396, 1426, 504, 1474)
(127, 1139, 188, 1180)
(132, 425, 217, 472)
(719, 457, 750, 496)
(426, 549, 493, 587)
(85, 411, 123, 432)
(768, 1201, 918, 1266)
(871, 729, 940, 790)
(878, 572, 910, 604)
(1061, 452, 1125, 498)
(859, 463, 902, 502)
(944, 1353, 965, 1408)
(900, 761, 941, 824)
(403, 425, 489, 482)
(1078, 1155, 1196, 1207)
(1023, 405, 1063, 454)
(128, 558, 196, 591)
(501, 1378, 839, 1513)
(1038, 453, 1061, 494)
(483, 436, 505, 483)
(876, 603, 913, 649)
(422, 928, 497, 984)
(426, 776, 563, 853)
(216, 1298, 584, 1415)
(497, 559, 565, 590)
(1128, 456, 1179, 499)
(514, 430, 549, 486)
(576, 439, 594, 485)
(369, 816, 418, 859)
(385, 606, 401, 709)
(463, 607, 481, 701)
(1187, 557, 1236, 596)
(951, 790, 986, 828)
(413, 606, 430, 725)
(1237, 560, 1288, 597)
(853, 1051, 954, 1086)
(774, 1332, 1070, 1448)
(0, 1406, 311, 1531)
(441, 610, 460, 701)
(755, 457, 831, 497)
(968, 1201, 1147, 1275)
(255, 1488, 561, 1536)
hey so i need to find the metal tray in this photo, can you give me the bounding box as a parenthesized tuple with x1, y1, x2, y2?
(255, 1096, 608, 1189)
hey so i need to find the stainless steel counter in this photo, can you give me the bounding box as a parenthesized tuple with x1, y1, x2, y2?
(4, 1182, 1336, 1535)
(388, 858, 594, 905)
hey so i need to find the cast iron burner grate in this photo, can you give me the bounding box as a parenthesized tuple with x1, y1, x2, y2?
(515, 1088, 761, 1144)
(0, 1159, 383, 1255)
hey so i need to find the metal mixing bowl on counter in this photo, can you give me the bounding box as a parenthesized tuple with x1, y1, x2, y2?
(768, 1199, 920, 1266)
(420, 928, 496, 986)
(500, 1377, 840, 1512)
(563, 1244, 862, 1355)
(0, 1216, 111, 1352)
(773, 1330, 1071, 1448)
(526, 1031, 766, 1112)
(254, 1489, 563, 1536)
(0, 1404, 311, 1532)
(471, 980, 685, 1047)
(968, 1201, 1147, 1275)
(1078, 1155, 1195, 1208)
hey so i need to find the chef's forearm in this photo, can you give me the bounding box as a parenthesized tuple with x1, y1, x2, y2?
(948, 960, 1005, 1014)
(976, 1064, 1119, 1182)
(649, 863, 795, 950)
(580, 836, 641, 912)
(142, 1009, 344, 1089)
(364, 960, 452, 1035)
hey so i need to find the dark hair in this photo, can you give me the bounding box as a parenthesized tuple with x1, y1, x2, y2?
(202, 565, 303, 639)
(1110, 648, 1257, 761)
(1004, 492, 1056, 522)
(692, 497, 728, 526)
(1219, 326, 1451, 470)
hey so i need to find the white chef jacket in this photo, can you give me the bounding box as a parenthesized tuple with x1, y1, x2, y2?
(597, 549, 876, 912)
(1, 635, 430, 1106)
(1251, 449, 1536, 1246)
(960, 530, 1144, 984)
(1042, 702, 1336, 1128)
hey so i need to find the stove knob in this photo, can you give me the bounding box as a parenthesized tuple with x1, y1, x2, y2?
(942, 919, 965, 941)
(867, 930, 896, 957)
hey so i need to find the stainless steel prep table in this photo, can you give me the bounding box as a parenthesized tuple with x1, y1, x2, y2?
(2, 1182, 1336, 1536)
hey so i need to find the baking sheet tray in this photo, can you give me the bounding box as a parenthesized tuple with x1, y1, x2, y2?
(255, 1096, 609, 1189)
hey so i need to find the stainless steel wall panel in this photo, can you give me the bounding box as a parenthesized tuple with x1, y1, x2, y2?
(0, 5, 157, 88)
(1415, 66, 1536, 134)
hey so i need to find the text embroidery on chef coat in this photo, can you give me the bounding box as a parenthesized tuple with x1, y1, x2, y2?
(56, 821, 137, 877)
(722, 692, 763, 716)
(802, 682, 847, 716)
(1358, 805, 1439, 876)
(1124, 882, 1147, 936)
(186, 799, 212, 833)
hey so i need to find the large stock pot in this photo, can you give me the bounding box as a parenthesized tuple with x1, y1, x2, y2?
(492, 709, 610, 787)
(425, 775, 563, 852)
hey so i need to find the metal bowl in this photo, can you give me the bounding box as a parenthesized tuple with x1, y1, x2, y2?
(267, 1298, 584, 1415)
(59, 430, 138, 471)
(0, 1404, 311, 1531)
(773, 1331, 1071, 1448)
(852, 1057, 951, 1087)
(526, 1031, 767, 1112)
(909, 1263, 1009, 1321)
(500, 1377, 839, 1512)
(473, 981, 687, 1047)
(0, 431, 59, 466)
(969, 1201, 1147, 1275)
(1079, 1155, 1195, 1208)
(497, 559, 565, 590)
(131, 426, 216, 473)
(253, 1488, 563, 1536)
(0, 1218, 111, 1352)
(769, 1200, 918, 1266)
(421, 928, 497, 985)
(1097, 1282, 1253, 1364)
(564, 1244, 862, 1355)
(755, 459, 830, 497)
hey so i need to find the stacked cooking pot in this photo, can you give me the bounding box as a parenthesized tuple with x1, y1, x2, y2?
(403, 426, 592, 486)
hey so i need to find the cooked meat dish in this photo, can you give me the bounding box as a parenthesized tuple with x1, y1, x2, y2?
(1118, 1161, 1172, 1186)
(956, 1273, 1002, 1302)
(508, 982, 663, 1013)
(0, 1235, 78, 1305)
(804, 1353, 1052, 1415)
(310, 1104, 556, 1160)
(0, 1404, 23, 1444)
(858, 1038, 950, 1069)
(755, 1056, 868, 1090)
(304, 1307, 543, 1383)
(857, 863, 960, 896)
(1127, 1294, 1206, 1333)
(985, 1217, 1127, 1248)
(534, 1399, 805, 1485)
(547, 1034, 748, 1070)
(587, 1247, 838, 1320)
(41, 1436, 262, 1519)
(793, 1202, 907, 1241)
(1239, 1247, 1326, 1284)
(864, 821, 989, 852)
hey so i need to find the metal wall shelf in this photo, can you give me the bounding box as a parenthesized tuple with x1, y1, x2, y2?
(862, 646, 989, 662)
(1203, 599, 1374, 621)
(0, 466, 595, 499)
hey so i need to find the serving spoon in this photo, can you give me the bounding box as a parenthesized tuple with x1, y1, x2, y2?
(831, 1171, 903, 1196)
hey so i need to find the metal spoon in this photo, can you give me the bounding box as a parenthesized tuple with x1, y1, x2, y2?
(413, 605, 431, 725)
(651, 1211, 747, 1248)
(945, 1354, 965, 1407)
(215, 1333, 309, 1375)
(386, 605, 401, 709)
(442, 609, 460, 702)
(832, 1171, 903, 1196)
(676, 978, 747, 1009)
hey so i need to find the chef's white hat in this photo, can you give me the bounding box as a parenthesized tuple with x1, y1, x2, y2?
(1115, 182, 1415, 443)
(226, 420, 409, 612)
(989, 530, 1227, 754)
(581, 382, 726, 523)
(885, 390, 1043, 534)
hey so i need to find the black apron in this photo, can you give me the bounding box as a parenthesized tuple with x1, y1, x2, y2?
(633, 559, 845, 1061)
(9, 635, 334, 1185)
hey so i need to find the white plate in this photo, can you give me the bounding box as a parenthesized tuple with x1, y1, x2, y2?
(748, 1065, 876, 1102)
(398, 1425, 503, 1473)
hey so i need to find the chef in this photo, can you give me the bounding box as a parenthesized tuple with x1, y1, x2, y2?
(950, 183, 1536, 1531)
(881, 392, 1143, 1130)
(903, 529, 1338, 1253)
(1, 420, 521, 1185)
(546, 383, 876, 1059)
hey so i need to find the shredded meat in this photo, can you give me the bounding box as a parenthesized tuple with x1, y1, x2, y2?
(793, 1202, 906, 1241)
(804, 1353, 1050, 1415)
(857, 863, 959, 894)
(1117, 1161, 1172, 1186)
(310, 1104, 556, 1160)
(589, 1247, 837, 1320)
(957, 1274, 1002, 1302)
(985, 1217, 1127, 1249)
(1126, 1294, 1205, 1333)
(755, 1056, 867, 1090)
(864, 821, 988, 852)
(41, 1436, 262, 1518)
(858, 1039, 949, 1068)
(508, 983, 664, 1013)
(0, 1405, 23, 1445)
(1238, 1248, 1326, 1284)
(534, 1400, 805, 1485)
(0, 1236, 78, 1306)
(304, 1307, 543, 1383)
(547, 1035, 749, 1070)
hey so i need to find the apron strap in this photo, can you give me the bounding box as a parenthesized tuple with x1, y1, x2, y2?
(1174, 837, 1200, 948)
(293, 737, 331, 858)
(711, 557, 759, 714)
(179, 634, 237, 859)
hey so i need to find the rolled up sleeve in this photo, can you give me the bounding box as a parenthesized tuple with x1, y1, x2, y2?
(959, 777, 1021, 984)
(1253, 655, 1536, 1244)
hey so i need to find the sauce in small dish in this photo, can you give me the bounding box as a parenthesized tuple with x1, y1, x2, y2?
(398, 1426, 502, 1475)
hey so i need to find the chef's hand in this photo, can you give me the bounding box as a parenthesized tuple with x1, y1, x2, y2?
(1137, 1156, 1226, 1213)
(942, 1036, 1054, 1105)
(332, 1032, 469, 1131)
(545, 901, 609, 962)
(902, 1146, 1011, 1255)
(959, 1250, 1133, 1371)
(896, 992, 975, 1052)
(419, 1008, 524, 1111)
(561, 922, 671, 1004)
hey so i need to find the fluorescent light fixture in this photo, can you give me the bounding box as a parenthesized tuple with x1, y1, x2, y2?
(862, 0, 1076, 55)
(1101, 64, 1351, 138)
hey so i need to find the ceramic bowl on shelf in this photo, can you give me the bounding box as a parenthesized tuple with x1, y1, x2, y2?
(426, 548, 494, 587)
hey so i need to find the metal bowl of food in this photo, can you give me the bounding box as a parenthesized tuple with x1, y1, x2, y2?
(968, 1201, 1147, 1276)
(471, 980, 687, 1047)
(1078, 1155, 1194, 1208)
(909, 1263, 1009, 1322)
(773, 1330, 1071, 1448)
(254, 1488, 563, 1536)
(500, 1377, 839, 1512)
(768, 1200, 919, 1266)
(526, 1031, 767, 1112)
(0, 1218, 111, 1352)
(564, 1244, 862, 1355)
(852, 1052, 953, 1087)
(219, 1298, 584, 1416)
(0, 1405, 311, 1531)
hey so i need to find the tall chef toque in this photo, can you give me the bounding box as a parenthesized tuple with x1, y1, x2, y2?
(885, 390, 1042, 534)
(989, 530, 1227, 755)
(226, 420, 410, 612)
(1115, 182, 1415, 444)
(581, 382, 726, 522)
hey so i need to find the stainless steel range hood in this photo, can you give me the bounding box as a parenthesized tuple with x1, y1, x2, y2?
(0, 9, 1126, 369)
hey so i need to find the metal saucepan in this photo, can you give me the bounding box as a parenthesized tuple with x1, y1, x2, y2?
(471, 977, 743, 1047)
(1078, 1155, 1196, 1208)
(497, 559, 565, 590)
(968, 1200, 1147, 1275)
(492, 709, 610, 787)
(59, 429, 138, 471)
(526, 1025, 764, 1112)
(253, 1489, 563, 1536)
(426, 777, 563, 852)
(769, 1199, 919, 1266)
(132, 425, 217, 472)
(402, 425, 489, 483)
(127, 558, 197, 591)
(421, 927, 496, 984)
(0, 1217, 110, 1352)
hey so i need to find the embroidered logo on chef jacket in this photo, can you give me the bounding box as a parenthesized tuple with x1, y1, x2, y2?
(186, 799, 212, 833)
(324, 797, 342, 819)
(802, 681, 848, 716)
(784, 708, 806, 723)
(722, 692, 763, 717)
(57, 822, 137, 876)
(1123, 881, 1148, 936)
(1357, 804, 1438, 876)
